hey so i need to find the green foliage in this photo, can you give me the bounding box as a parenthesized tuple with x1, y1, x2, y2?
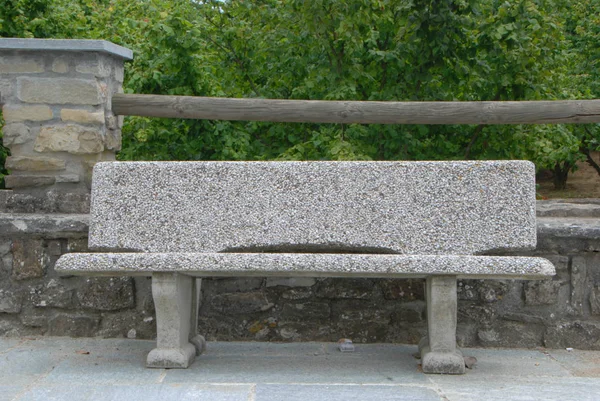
(0, 0, 598, 189)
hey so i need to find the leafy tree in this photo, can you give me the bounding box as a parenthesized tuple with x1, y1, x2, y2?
(0, 0, 598, 190)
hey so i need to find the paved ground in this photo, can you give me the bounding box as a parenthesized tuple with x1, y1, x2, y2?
(1, 337, 600, 401)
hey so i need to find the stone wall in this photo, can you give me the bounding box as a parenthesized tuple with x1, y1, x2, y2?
(1, 39, 599, 350)
(1, 196, 599, 349)
(1, 39, 131, 212)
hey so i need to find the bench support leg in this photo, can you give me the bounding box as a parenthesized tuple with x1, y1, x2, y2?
(189, 278, 206, 356)
(147, 273, 197, 368)
(419, 275, 465, 374)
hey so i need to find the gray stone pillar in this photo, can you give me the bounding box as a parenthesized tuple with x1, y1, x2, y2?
(0, 39, 132, 212)
(147, 273, 197, 368)
(419, 275, 466, 374)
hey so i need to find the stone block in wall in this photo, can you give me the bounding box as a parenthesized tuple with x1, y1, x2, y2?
(208, 291, 273, 315)
(0, 56, 44, 73)
(76, 59, 112, 77)
(51, 58, 69, 73)
(280, 287, 313, 300)
(0, 289, 22, 313)
(315, 278, 375, 299)
(203, 277, 264, 294)
(570, 256, 587, 316)
(525, 280, 562, 305)
(332, 302, 388, 324)
(48, 314, 100, 337)
(19, 309, 49, 328)
(458, 280, 508, 303)
(391, 302, 425, 323)
(2, 104, 53, 122)
(77, 277, 135, 311)
(477, 321, 545, 348)
(11, 239, 48, 280)
(379, 279, 424, 301)
(543, 255, 569, 272)
(67, 238, 89, 252)
(98, 310, 156, 339)
(34, 124, 104, 154)
(60, 109, 105, 124)
(2, 123, 32, 146)
(545, 321, 600, 350)
(31, 279, 74, 308)
(5, 156, 66, 171)
(0, 80, 14, 100)
(4, 175, 56, 189)
(266, 277, 316, 288)
(280, 302, 331, 321)
(5, 192, 90, 213)
(590, 287, 600, 315)
(17, 77, 101, 105)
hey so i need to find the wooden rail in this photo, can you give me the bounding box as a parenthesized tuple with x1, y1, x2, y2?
(112, 94, 600, 124)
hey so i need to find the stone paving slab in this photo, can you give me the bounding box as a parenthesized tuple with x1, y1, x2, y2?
(546, 349, 600, 377)
(1, 338, 600, 401)
(255, 384, 443, 401)
(0, 386, 26, 401)
(16, 384, 251, 401)
(429, 377, 600, 401)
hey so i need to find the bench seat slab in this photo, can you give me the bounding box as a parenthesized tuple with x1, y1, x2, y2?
(56, 253, 556, 279)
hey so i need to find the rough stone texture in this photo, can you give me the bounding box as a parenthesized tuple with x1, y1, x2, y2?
(0, 289, 22, 313)
(51, 58, 69, 73)
(31, 279, 75, 308)
(281, 302, 330, 321)
(77, 277, 135, 311)
(2, 104, 53, 122)
(18, 77, 101, 105)
(525, 280, 562, 305)
(0, 198, 600, 352)
(55, 253, 556, 279)
(590, 287, 600, 315)
(11, 239, 47, 280)
(0, 56, 44, 73)
(210, 292, 273, 315)
(88, 161, 537, 254)
(545, 320, 600, 350)
(47, 314, 100, 337)
(3, 192, 90, 213)
(380, 279, 424, 301)
(315, 278, 375, 299)
(60, 109, 105, 124)
(4, 175, 56, 189)
(2, 123, 32, 146)
(266, 277, 316, 287)
(0, 39, 129, 197)
(5, 156, 66, 171)
(34, 124, 104, 154)
(571, 256, 587, 316)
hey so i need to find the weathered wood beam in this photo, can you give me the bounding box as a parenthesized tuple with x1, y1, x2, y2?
(112, 94, 600, 125)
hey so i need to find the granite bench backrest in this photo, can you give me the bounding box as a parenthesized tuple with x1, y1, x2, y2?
(88, 161, 537, 255)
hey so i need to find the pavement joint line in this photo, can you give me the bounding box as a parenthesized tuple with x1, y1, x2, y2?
(227, 382, 438, 387)
(157, 369, 167, 383)
(11, 358, 62, 401)
(247, 383, 257, 401)
(0, 338, 31, 355)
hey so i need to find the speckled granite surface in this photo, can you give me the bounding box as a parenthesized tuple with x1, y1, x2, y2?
(55, 253, 555, 279)
(88, 161, 537, 255)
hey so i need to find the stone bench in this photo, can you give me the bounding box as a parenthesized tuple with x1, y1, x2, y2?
(55, 161, 555, 374)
